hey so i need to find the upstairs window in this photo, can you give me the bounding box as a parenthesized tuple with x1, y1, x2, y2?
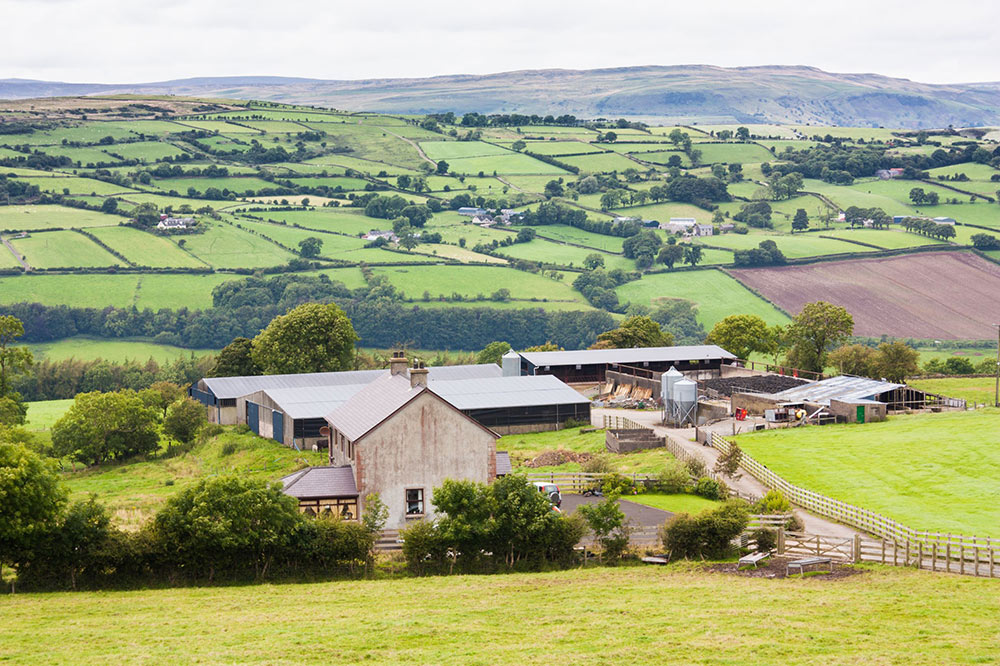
(405, 488, 424, 516)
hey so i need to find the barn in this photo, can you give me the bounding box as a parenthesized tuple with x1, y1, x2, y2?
(510, 345, 738, 384)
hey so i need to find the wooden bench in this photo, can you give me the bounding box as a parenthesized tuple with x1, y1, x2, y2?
(786, 557, 833, 576)
(738, 551, 770, 569)
(641, 556, 669, 565)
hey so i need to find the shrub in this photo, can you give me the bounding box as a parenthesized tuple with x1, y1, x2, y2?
(752, 489, 791, 515)
(577, 496, 631, 562)
(654, 460, 690, 494)
(232, 424, 251, 435)
(219, 440, 240, 456)
(660, 500, 750, 560)
(601, 473, 637, 496)
(684, 456, 707, 478)
(693, 476, 724, 500)
(199, 423, 224, 443)
(400, 519, 446, 575)
(563, 417, 590, 429)
(581, 455, 614, 475)
(752, 528, 777, 553)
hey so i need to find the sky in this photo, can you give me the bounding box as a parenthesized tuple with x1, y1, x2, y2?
(2, 0, 998, 84)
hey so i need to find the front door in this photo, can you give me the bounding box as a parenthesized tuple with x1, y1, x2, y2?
(247, 401, 260, 434)
(856, 405, 865, 423)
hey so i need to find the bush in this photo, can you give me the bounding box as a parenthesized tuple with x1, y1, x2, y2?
(232, 424, 251, 435)
(601, 473, 637, 496)
(400, 520, 447, 575)
(654, 460, 690, 494)
(577, 495, 631, 562)
(581, 455, 614, 475)
(693, 476, 724, 500)
(752, 528, 777, 553)
(563, 417, 590, 429)
(660, 500, 750, 560)
(199, 423, 224, 443)
(684, 456, 707, 478)
(752, 489, 791, 515)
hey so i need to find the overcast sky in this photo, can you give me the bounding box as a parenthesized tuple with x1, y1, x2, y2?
(3, 0, 997, 84)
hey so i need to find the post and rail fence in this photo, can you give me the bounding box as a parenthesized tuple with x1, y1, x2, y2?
(710, 432, 1000, 577)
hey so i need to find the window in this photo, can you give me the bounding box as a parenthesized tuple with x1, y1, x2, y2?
(298, 497, 358, 521)
(406, 488, 424, 516)
(220, 398, 236, 407)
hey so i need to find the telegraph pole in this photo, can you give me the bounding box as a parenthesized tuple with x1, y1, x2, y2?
(995, 324, 1000, 408)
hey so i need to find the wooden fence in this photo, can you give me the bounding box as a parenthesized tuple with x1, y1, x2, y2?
(711, 432, 1000, 577)
(602, 414, 646, 431)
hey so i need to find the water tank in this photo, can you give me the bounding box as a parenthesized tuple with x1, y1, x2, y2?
(661, 366, 683, 420)
(502, 350, 521, 377)
(672, 378, 698, 426)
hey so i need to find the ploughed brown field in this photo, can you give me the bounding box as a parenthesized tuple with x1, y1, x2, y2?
(728, 251, 1000, 339)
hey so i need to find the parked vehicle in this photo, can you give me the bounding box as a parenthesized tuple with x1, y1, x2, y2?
(531, 481, 562, 508)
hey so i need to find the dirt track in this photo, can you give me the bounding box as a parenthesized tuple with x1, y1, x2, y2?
(729, 251, 1000, 339)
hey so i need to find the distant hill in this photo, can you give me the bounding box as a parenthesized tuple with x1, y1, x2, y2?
(4, 65, 1000, 128)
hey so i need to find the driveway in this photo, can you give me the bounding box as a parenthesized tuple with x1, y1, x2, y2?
(561, 494, 671, 532)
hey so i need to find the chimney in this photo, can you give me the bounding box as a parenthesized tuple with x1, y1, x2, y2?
(390, 350, 408, 376)
(410, 360, 429, 388)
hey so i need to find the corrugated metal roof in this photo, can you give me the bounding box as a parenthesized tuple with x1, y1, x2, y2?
(432, 375, 591, 410)
(325, 373, 423, 442)
(518, 345, 736, 368)
(496, 451, 512, 476)
(202, 363, 501, 400)
(771, 375, 904, 406)
(263, 384, 370, 419)
(281, 466, 358, 498)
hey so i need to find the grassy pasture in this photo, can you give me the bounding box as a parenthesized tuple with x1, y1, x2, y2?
(9, 230, 122, 268)
(0, 245, 20, 268)
(691, 142, 776, 164)
(303, 154, 422, 176)
(174, 120, 261, 133)
(558, 152, 641, 173)
(286, 176, 370, 190)
(630, 150, 691, 167)
(446, 153, 567, 175)
(0, 272, 237, 309)
(736, 409, 1000, 537)
(908, 377, 998, 406)
(698, 232, 867, 258)
(370, 264, 585, 303)
(19, 176, 137, 196)
(149, 176, 278, 194)
(817, 228, 945, 249)
(496, 238, 635, 270)
(248, 208, 376, 236)
(527, 224, 626, 252)
(693, 124, 800, 138)
(521, 140, 602, 156)
(789, 125, 902, 141)
(615, 268, 791, 328)
(23, 398, 73, 431)
(28, 337, 212, 364)
(3, 124, 135, 146)
(236, 218, 369, 255)
(35, 145, 124, 164)
(88, 226, 206, 268)
(181, 221, 296, 268)
(0, 205, 123, 231)
(107, 141, 188, 162)
(419, 141, 513, 160)
(4, 565, 998, 665)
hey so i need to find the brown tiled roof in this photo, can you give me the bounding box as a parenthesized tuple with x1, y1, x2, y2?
(281, 466, 358, 499)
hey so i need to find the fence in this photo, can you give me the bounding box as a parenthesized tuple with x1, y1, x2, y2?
(711, 432, 1000, 577)
(602, 414, 646, 431)
(525, 471, 656, 493)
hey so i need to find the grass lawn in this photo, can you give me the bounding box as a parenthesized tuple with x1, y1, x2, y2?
(24, 398, 74, 431)
(616, 268, 791, 329)
(28, 336, 213, 364)
(62, 430, 326, 526)
(735, 409, 1000, 537)
(1, 565, 998, 664)
(9, 230, 122, 268)
(88, 226, 207, 267)
(908, 377, 998, 406)
(627, 492, 722, 514)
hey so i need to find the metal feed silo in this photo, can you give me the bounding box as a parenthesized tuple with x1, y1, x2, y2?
(502, 349, 521, 377)
(672, 378, 698, 426)
(662, 366, 683, 422)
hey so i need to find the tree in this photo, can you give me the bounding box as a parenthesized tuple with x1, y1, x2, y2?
(544, 180, 564, 198)
(769, 172, 802, 200)
(713, 440, 742, 480)
(131, 202, 161, 228)
(435, 160, 449, 175)
(252, 304, 357, 375)
(792, 208, 809, 232)
(211, 337, 261, 377)
(142, 380, 184, 419)
(874, 341, 919, 382)
(0, 316, 33, 401)
(735, 126, 750, 141)
(970, 233, 1000, 250)
(100, 197, 118, 213)
(577, 495, 630, 561)
(785, 301, 854, 373)
(51, 390, 161, 465)
(163, 397, 208, 445)
(477, 341, 511, 366)
(705, 314, 771, 360)
(511, 140, 526, 152)
(593, 316, 673, 349)
(0, 442, 67, 581)
(657, 244, 684, 270)
(516, 227, 536, 243)
(298, 237, 323, 258)
(827, 344, 878, 377)
(683, 245, 703, 267)
(583, 253, 605, 270)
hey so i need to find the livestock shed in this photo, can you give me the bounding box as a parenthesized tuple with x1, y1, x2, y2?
(512, 345, 737, 384)
(190, 363, 501, 428)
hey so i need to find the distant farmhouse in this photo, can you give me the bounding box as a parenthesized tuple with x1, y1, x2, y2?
(456, 207, 488, 217)
(660, 218, 714, 236)
(156, 215, 193, 230)
(875, 168, 905, 180)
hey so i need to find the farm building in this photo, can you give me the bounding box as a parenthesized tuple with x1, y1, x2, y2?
(156, 215, 193, 230)
(191, 357, 589, 447)
(322, 358, 500, 528)
(731, 375, 950, 423)
(509, 345, 737, 384)
(660, 218, 713, 236)
(456, 207, 488, 216)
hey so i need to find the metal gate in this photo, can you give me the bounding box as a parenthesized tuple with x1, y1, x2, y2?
(247, 401, 260, 435)
(272, 410, 284, 445)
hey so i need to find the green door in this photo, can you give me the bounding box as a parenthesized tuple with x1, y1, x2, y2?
(856, 405, 865, 423)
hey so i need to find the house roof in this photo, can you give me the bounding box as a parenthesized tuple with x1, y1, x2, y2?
(431, 375, 590, 410)
(517, 345, 737, 368)
(201, 363, 501, 400)
(262, 384, 371, 420)
(770, 375, 905, 406)
(325, 373, 426, 442)
(281, 465, 358, 498)
(496, 451, 512, 476)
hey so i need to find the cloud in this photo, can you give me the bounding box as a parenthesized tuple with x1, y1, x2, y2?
(2, 0, 998, 84)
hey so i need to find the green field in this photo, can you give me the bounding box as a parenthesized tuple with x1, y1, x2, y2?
(817, 228, 945, 249)
(181, 221, 296, 268)
(419, 140, 513, 160)
(28, 336, 213, 364)
(615, 268, 791, 328)
(1, 565, 997, 665)
(9, 230, 122, 268)
(0, 272, 237, 309)
(107, 141, 189, 162)
(736, 409, 1000, 537)
(245, 208, 376, 235)
(371, 264, 586, 303)
(691, 142, 775, 164)
(558, 152, 642, 173)
(496, 238, 635, 270)
(19, 176, 137, 196)
(908, 377, 999, 406)
(698, 232, 867, 258)
(627, 492, 722, 514)
(23, 398, 73, 431)
(446, 153, 567, 175)
(528, 224, 626, 252)
(89, 226, 207, 267)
